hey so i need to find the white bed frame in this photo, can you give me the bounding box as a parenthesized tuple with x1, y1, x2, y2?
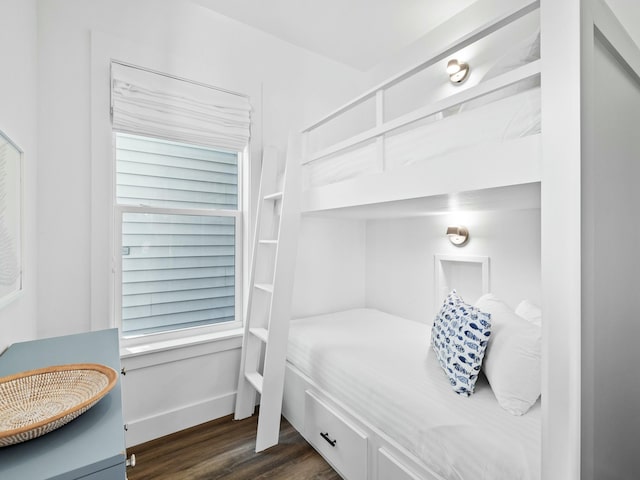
(281, 0, 640, 478)
(283, 362, 452, 480)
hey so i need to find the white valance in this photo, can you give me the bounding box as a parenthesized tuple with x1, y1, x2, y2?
(111, 62, 251, 151)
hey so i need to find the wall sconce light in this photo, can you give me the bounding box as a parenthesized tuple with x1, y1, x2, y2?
(446, 59, 470, 84)
(447, 226, 469, 246)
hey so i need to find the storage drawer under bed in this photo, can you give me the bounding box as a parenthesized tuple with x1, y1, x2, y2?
(377, 448, 427, 480)
(304, 390, 368, 480)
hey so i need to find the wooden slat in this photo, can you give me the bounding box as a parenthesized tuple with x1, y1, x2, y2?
(123, 285, 235, 308)
(117, 133, 239, 164)
(254, 283, 274, 294)
(117, 150, 238, 174)
(245, 372, 264, 394)
(123, 211, 236, 224)
(122, 296, 235, 320)
(264, 192, 283, 201)
(122, 255, 235, 271)
(117, 172, 238, 193)
(122, 234, 235, 247)
(122, 306, 234, 334)
(123, 222, 235, 235)
(117, 185, 237, 206)
(123, 266, 234, 284)
(250, 327, 269, 343)
(122, 275, 234, 296)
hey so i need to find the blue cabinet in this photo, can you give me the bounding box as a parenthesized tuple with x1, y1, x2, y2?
(0, 329, 126, 480)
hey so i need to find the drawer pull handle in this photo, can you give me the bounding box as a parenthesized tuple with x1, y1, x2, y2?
(320, 431, 337, 447)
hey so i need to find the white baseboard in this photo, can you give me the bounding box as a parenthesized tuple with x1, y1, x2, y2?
(125, 392, 237, 448)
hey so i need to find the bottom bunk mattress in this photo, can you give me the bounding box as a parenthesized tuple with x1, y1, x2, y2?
(287, 308, 541, 480)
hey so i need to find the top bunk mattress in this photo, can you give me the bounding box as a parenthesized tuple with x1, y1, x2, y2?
(287, 308, 541, 480)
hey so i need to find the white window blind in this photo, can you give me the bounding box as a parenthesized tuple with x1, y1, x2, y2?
(111, 62, 251, 151)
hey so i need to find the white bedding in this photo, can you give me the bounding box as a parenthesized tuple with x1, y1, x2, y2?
(305, 86, 541, 188)
(287, 308, 541, 480)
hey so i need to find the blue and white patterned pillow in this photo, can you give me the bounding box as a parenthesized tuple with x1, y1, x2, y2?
(431, 290, 492, 396)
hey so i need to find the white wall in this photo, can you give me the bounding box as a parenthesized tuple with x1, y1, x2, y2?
(36, 0, 365, 445)
(365, 209, 541, 323)
(292, 216, 367, 318)
(0, 0, 38, 352)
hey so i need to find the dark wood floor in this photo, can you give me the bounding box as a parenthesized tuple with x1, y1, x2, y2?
(126, 414, 341, 480)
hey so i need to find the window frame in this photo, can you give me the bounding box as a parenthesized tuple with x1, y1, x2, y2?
(112, 132, 246, 349)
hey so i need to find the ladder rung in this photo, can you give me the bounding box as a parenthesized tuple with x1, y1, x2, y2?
(245, 372, 263, 394)
(250, 327, 269, 343)
(254, 283, 274, 293)
(264, 192, 283, 201)
(259, 239, 278, 245)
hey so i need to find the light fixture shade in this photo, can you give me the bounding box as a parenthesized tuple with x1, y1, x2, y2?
(446, 59, 461, 75)
(446, 226, 469, 246)
(447, 59, 470, 84)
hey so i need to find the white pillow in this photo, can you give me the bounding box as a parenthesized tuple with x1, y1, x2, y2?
(475, 293, 541, 415)
(515, 299, 542, 327)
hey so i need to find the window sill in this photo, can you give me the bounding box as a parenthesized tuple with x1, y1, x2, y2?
(120, 328, 244, 371)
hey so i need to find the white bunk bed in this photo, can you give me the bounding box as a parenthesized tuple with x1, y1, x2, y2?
(276, 0, 640, 478)
(282, 2, 544, 480)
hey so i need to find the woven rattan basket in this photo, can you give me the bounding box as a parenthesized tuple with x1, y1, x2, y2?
(0, 363, 117, 447)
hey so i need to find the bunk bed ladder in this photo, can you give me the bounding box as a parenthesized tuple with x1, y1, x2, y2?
(234, 137, 301, 452)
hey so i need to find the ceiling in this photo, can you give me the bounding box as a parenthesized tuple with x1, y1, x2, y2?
(191, 0, 478, 71)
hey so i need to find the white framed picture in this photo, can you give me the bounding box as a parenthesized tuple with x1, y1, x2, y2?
(0, 129, 23, 308)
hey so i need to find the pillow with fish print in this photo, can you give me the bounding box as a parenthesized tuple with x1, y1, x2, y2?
(431, 290, 492, 396)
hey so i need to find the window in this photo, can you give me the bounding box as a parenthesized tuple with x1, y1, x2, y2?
(115, 134, 241, 337)
(110, 62, 251, 341)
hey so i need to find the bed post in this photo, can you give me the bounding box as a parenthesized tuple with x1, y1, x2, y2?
(540, 0, 582, 478)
